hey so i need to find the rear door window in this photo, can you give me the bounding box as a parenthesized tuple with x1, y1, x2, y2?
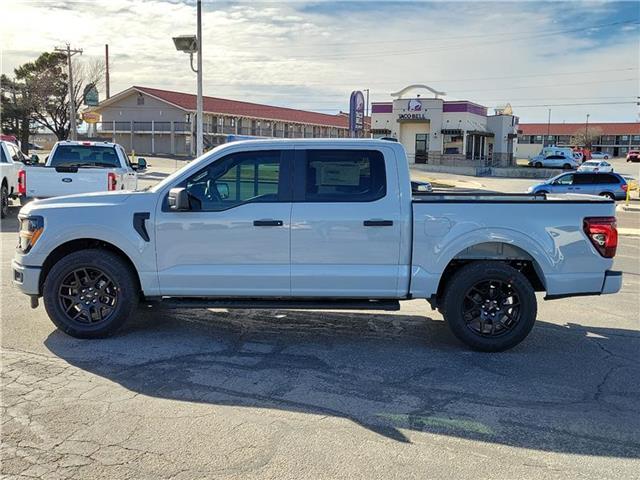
(595, 174, 619, 184)
(573, 174, 597, 185)
(302, 150, 386, 202)
(49, 145, 120, 168)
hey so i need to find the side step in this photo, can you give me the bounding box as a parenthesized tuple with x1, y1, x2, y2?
(156, 298, 401, 311)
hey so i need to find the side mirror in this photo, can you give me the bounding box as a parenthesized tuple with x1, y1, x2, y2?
(217, 182, 230, 199)
(168, 188, 190, 211)
(30, 154, 40, 164)
(135, 157, 147, 171)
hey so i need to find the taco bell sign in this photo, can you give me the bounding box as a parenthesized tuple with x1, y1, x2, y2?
(349, 90, 365, 136)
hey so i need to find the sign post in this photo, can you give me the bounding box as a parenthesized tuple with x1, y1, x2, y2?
(349, 91, 365, 138)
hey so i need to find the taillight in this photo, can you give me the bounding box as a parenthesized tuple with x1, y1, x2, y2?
(621, 183, 628, 192)
(584, 217, 617, 258)
(107, 172, 117, 191)
(17, 170, 26, 195)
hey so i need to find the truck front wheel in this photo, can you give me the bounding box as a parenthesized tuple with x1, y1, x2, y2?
(43, 249, 138, 338)
(441, 261, 537, 352)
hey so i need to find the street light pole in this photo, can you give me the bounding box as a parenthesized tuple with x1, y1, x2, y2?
(196, 0, 203, 157)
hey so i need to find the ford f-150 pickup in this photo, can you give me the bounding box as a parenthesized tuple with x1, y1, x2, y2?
(12, 139, 622, 351)
(17, 140, 146, 203)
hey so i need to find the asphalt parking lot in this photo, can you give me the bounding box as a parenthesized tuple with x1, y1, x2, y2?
(1, 160, 639, 479)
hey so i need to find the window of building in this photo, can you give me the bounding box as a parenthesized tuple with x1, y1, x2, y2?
(303, 149, 386, 202)
(535, 135, 543, 142)
(184, 151, 283, 211)
(621, 135, 629, 141)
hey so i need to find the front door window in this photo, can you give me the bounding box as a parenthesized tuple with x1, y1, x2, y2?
(415, 134, 429, 164)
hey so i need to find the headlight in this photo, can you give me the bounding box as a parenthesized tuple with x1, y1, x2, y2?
(18, 215, 44, 253)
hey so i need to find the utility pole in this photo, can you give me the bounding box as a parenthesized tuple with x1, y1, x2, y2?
(105, 44, 110, 99)
(55, 43, 83, 140)
(196, 0, 203, 156)
(585, 113, 590, 148)
(364, 88, 370, 138)
(546, 108, 551, 147)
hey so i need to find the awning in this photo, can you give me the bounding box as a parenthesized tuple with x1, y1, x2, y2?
(467, 130, 495, 137)
(441, 129, 462, 135)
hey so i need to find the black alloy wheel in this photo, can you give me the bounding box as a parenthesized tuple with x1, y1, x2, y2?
(57, 267, 119, 325)
(461, 280, 521, 337)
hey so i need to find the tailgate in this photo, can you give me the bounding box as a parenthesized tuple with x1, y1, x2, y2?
(24, 167, 113, 198)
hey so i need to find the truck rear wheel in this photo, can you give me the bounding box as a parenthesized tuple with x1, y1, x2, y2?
(441, 261, 537, 352)
(43, 249, 138, 338)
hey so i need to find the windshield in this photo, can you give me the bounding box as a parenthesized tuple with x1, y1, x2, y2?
(49, 145, 120, 168)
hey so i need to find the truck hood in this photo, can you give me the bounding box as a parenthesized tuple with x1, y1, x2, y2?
(20, 191, 148, 215)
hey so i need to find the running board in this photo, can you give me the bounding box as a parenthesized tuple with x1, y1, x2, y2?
(156, 298, 401, 311)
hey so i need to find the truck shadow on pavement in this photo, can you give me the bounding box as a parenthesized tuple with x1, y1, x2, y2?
(44, 306, 640, 459)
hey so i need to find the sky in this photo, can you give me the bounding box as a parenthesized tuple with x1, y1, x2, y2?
(1, 0, 639, 123)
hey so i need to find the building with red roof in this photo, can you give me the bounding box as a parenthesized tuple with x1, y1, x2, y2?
(517, 122, 640, 158)
(90, 86, 368, 155)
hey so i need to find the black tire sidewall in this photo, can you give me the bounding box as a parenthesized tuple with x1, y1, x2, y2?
(1, 184, 8, 218)
(43, 249, 137, 338)
(442, 262, 537, 352)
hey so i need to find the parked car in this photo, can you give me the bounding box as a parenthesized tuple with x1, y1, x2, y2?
(12, 139, 622, 352)
(528, 154, 579, 169)
(590, 151, 610, 160)
(626, 150, 639, 162)
(0, 141, 25, 218)
(527, 172, 629, 200)
(578, 160, 613, 173)
(17, 140, 145, 204)
(411, 180, 433, 194)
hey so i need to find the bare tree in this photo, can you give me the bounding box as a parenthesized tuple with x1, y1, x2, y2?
(571, 127, 603, 149)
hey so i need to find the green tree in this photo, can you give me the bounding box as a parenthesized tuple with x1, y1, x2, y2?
(2, 52, 105, 144)
(1, 74, 34, 152)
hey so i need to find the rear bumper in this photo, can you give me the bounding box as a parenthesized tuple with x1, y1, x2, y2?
(601, 270, 622, 295)
(544, 270, 622, 300)
(11, 260, 41, 296)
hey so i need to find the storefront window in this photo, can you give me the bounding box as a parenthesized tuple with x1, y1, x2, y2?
(443, 134, 463, 154)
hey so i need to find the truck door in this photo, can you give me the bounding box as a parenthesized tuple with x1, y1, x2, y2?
(154, 149, 292, 296)
(290, 148, 402, 298)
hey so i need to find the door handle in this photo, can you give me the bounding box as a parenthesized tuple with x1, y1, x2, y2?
(253, 219, 284, 227)
(363, 220, 393, 227)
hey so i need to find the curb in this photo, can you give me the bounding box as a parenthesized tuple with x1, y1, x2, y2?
(618, 227, 640, 237)
(616, 204, 640, 213)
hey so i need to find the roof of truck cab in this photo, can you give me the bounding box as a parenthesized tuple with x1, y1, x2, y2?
(55, 140, 119, 147)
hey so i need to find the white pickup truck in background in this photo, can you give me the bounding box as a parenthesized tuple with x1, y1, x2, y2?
(18, 141, 146, 204)
(0, 140, 35, 218)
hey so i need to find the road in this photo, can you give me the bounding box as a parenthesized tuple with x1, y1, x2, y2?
(1, 159, 639, 479)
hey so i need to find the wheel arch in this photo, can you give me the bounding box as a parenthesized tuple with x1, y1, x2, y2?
(433, 241, 546, 307)
(39, 238, 142, 295)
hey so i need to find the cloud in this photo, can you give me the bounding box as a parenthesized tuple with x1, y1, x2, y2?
(1, 0, 638, 122)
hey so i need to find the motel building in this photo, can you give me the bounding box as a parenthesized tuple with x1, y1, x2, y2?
(370, 85, 519, 167)
(87, 86, 368, 156)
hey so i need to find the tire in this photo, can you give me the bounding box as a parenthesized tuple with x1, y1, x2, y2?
(441, 261, 537, 352)
(534, 162, 542, 168)
(43, 249, 138, 338)
(1, 182, 8, 219)
(599, 192, 615, 201)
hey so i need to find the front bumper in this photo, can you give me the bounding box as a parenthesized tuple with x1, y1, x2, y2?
(11, 260, 41, 296)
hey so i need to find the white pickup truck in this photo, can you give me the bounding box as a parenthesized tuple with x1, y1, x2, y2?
(12, 139, 622, 351)
(1, 141, 26, 218)
(18, 140, 145, 203)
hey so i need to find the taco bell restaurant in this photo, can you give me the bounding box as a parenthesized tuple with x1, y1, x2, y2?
(370, 85, 519, 167)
